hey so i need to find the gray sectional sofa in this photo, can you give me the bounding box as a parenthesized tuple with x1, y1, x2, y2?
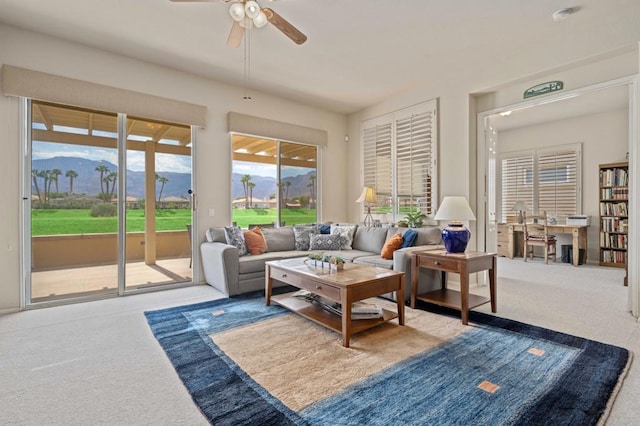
(200, 224, 444, 301)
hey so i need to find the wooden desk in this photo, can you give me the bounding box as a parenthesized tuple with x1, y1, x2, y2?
(499, 223, 588, 267)
(410, 250, 496, 325)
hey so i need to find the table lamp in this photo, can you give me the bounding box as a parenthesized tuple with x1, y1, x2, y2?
(511, 200, 528, 224)
(433, 196, 476, 253)
(355, 186, 377, 227)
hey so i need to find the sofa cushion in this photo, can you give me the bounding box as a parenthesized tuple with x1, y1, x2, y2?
(261, 227, 296, 251)
(206, 227, 227, 243)
(243, 227, 267, 255)
(293, 225, 318, 251)
(310, 234, 344, 251)
(400, 229, 418, 248)
(352, 227, 388, 253)
(331, 224, 357, 249)
(238, 250, 303, 274)
(224, 226, 248, 256)
(353, 255, 394, 269)
(381, 233, 403, 259)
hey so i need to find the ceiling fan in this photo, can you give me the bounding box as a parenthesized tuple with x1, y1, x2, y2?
(170, 0, 307, 48)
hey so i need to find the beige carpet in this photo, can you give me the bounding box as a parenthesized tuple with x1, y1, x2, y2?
(212, 301, 466, 411)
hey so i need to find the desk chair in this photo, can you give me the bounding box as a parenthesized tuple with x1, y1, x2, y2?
(523, 211, 557, 264)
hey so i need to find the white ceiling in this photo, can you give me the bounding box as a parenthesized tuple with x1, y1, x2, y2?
(0, 0, 639, 114)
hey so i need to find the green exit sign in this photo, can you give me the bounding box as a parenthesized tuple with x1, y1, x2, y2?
(524, 81, 564, 98)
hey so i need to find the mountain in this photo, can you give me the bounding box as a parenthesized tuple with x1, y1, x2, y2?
(231, 171, 316, 201)
(32, 156, 191, 199)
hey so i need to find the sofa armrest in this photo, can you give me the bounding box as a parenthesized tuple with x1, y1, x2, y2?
(200, 242, 240, 297)
(393, 245, 444, 300)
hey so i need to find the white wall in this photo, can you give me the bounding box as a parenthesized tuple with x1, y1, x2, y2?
(0, 24, 348, 311)
(497, 108, 629, 261)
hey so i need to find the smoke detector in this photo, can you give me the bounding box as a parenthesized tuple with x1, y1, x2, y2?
(552, 8, 574, 22)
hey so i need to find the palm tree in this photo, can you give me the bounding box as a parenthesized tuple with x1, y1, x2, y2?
(65, 170, 78, 194)
(106, 171, 118, 202)
(284, 180, 291, 207)
(39, 169, 51, 203)
(95, 165, 110, 198)
(308, 173, 316, 208)
(240, 174, 252, 209)
(156, 174, 168, 203)
(32, 169, 42, 202)
(247, 181, 255, 208)
(50, 169, 62, 195)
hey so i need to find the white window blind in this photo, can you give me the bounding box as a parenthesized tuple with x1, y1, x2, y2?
(396, 110, 435, 215)
(500, 144, 581, 221)
(361, 100, 438, 220)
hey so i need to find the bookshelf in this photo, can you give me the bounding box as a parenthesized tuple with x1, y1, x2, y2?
(598, 162, 628, 271)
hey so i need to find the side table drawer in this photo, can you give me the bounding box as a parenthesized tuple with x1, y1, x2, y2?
(417, 256, 458, 272)
(270, 267, 300, 287)
(299, 277, 340, 301)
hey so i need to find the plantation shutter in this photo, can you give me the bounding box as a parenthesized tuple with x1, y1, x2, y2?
(538, 149, 578, 217)
(500, 154, 534, 222)
(395, 109, 436, 215)
(361, 99, 438, 221)
(500, 144, 581, 221)
(362, 121, 392, 213)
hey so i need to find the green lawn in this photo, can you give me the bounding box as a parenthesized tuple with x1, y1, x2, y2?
(31, 209, 192, 236)
(232, 208, 316, 229)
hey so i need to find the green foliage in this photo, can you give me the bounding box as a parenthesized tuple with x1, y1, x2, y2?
(31, 208, 192, 236)
(399, 211, 427, 228)
(90, 203, 117, 217)
(232, 208, 317, 229)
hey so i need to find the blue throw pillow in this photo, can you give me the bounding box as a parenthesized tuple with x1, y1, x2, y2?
(401, 229, 418, 248)
(319, 224, 331, 234)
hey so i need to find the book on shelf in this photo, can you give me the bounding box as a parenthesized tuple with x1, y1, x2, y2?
(292, 289, 384, 319)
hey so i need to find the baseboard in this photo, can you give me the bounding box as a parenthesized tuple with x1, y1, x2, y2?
(0, 307, 20, 316)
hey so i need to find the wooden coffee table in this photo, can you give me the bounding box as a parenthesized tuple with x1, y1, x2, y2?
(265, 258, 405, 347)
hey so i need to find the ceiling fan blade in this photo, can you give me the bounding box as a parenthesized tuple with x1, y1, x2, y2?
(227, 21, 245, 48)
(263, 8, 307, 45)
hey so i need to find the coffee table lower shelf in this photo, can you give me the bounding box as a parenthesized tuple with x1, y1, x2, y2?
(272, 292, 398, 336)
(415, 289, 490, 311)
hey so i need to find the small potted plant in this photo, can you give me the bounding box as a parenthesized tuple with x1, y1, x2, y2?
(305, 252, 323, 267)
(329, 256, 345, 271)
(321, 254, 332, 268)
(402, 211, 427, 228)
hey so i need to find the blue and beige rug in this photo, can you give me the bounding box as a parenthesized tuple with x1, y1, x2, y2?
(145, 293, 630, 425)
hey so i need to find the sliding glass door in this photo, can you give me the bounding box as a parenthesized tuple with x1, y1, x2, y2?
(27, 101, 193, 305)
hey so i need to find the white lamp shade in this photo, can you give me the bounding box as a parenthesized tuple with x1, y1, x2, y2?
(355, 187, 377, 204)
(244, 1, 261, 19)
(229, 3, 245, 21)
(433, 196, 476, 221)
(253, 11, 268, 28)
(511, 200, 529, 211)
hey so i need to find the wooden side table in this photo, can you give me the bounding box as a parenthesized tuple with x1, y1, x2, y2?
(410, 250, 496, 325)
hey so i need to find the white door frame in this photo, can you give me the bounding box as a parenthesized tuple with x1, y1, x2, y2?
(476, 75, 639, 318)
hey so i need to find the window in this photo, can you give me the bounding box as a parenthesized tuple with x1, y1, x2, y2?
(499, 144, 581, 221)
(361, 100, 438, 221)
(231, 134, 318, 227)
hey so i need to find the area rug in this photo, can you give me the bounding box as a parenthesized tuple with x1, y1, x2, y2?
(144, 294, 631, 425)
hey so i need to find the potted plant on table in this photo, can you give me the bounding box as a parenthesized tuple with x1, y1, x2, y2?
(398, 211, 427, 228)
(329, 256, 345, 271)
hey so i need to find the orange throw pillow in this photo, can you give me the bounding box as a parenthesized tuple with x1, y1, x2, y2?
(381, 233, 403, 259)
(244, 227, 267, 255)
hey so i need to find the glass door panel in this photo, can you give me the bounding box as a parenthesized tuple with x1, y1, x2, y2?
(279, 141, 317, 226)
(30, 102, 119, 303)
(124, 117, 192, 290)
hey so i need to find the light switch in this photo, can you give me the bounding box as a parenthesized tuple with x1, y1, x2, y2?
(209, 208, 215, 217)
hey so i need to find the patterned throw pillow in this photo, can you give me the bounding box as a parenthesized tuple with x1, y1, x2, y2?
(330, 224, 357, 250)
(309, 234, 344, 251)
(224, 226, 248, 256)
(243, 227, 267, 255)
(293, 225, 318, 251)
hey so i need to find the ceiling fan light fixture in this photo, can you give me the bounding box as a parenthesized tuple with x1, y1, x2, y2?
(245, 1, 261, 19)
(253, 11, 268, 28)
(229, 3, 245, 22)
